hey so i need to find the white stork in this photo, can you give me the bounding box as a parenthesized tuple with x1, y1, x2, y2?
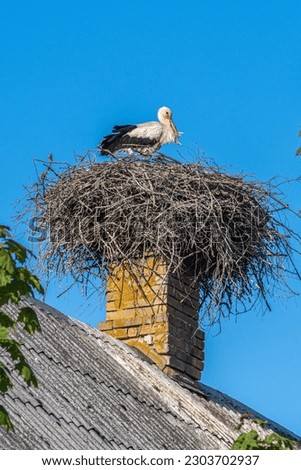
(98, 106, 181, 156)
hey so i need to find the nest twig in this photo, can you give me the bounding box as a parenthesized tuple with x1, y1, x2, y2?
(24, 152, 301, 326)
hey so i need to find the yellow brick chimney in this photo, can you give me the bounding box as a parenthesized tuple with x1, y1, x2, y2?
(98, 257, 204, 381)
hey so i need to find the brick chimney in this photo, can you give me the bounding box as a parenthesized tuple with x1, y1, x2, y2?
(98, 257, 204, 381)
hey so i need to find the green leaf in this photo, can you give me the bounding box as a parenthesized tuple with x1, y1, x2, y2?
(0, 270, 13, 288)
(0, 405, 14, 431)
(0, 225, 10, 239)
(263, 433, 296, 450)
(0, 224, 41, 427)
(28, 273, 45, 295)
(0, 326, 9, 341)
(15, 361, 38, 388)
(1, 276, 32, 300)
(1, 340, 38, 387)
(232, 430, 260, 450)
(0, 248, 15, 276)
(232, 425, 298, 450)
(18, 307, 41, 334)
(0, 311, 15, 329)
(253, 418, 267, 427)
(17, 268, 44, 296)
(6, 240, 27, 264)
(0, 339, 23, 362)
(6, 341, 24, 362)
(0, 286, 20, 306)
(0, 365, 13, 393)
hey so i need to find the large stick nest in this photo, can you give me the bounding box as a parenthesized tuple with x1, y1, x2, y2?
(27, 153, 300, 326)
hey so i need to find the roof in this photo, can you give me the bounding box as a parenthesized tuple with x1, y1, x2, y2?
(0, 297, 299, 450)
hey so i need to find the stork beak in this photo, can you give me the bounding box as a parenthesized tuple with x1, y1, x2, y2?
(170, 119, 179, 139)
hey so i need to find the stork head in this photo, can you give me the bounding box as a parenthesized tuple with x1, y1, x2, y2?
(158, 106, 173, 123)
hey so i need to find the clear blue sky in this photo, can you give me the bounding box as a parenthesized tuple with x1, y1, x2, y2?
(1, 0, 301, 436)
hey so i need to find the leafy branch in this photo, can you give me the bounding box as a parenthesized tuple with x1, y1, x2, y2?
(232, 418, 299, 450)
(0, 225, 44, 431)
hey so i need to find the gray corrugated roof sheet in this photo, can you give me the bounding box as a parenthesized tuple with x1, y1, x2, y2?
(0, 297, 299, 450)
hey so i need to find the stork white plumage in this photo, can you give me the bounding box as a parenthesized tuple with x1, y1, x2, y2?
(98, 106, 181, 156)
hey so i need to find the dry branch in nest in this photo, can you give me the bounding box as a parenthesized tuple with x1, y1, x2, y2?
(26, 153, 301, 326)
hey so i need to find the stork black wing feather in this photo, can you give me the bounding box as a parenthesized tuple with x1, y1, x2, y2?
(98, 125, 137, 155)
(99, 124, 157, 155)
(112, 125, 136, 133)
